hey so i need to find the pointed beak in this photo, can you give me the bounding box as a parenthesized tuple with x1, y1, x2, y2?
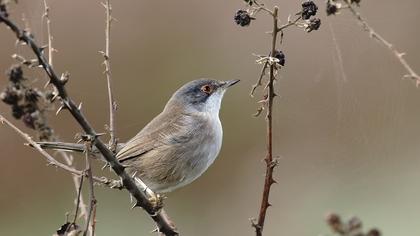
(222, 79, 240, 89)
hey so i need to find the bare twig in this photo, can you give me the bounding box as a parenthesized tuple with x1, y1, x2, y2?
(0, 10, 178, 236)
(101, 0, 117, 151)
(253, 7, 279, 236)
(250, 61, 268, 97)
(84, 144, 97, 236)
(343, 0, 420, 85)
(250, 14, 301, 97)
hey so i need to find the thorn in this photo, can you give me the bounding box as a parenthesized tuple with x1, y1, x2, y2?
(51, 91, 59, 101)
(131, 201, 142, 209)
(40, 44, 48, 52)
(56, 104, 65, 115)
(95, 132, 106, 138)
(150, 228, 159, 233)
(43, 79, 51, 88)
(267, 202, 272, 207)
(78, 102, 82, 110)
(101, 163, 110, 170)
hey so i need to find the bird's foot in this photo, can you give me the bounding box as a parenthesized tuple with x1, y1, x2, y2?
(134, 177, 164, 210)
(147, 192, 164, 210)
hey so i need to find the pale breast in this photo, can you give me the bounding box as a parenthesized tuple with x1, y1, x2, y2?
(175, 112, 223, 190)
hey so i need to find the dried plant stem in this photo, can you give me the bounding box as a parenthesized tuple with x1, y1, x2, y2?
(102, 0, 117, 150)
(344, 0, 420, 85)
(0, 11, 177, 236)
(84, 148, 97, 236)
(254, 6, 279, 236)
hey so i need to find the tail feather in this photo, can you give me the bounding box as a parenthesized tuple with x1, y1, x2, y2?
(37, 142, 85, 152)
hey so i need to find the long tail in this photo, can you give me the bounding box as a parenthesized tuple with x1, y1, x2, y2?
(37, 142, 85, 152)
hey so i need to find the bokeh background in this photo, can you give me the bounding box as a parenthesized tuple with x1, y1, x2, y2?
(1, 0, 420, 235)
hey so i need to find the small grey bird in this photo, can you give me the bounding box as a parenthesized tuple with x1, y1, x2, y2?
(39, 79, 239, 194)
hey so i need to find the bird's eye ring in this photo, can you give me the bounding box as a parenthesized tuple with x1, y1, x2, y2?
(200, 84, 212, 94)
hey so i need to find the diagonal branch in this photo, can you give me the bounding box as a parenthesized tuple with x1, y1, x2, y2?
(343, 0, 420, 85)
(0, 10, 178, 236)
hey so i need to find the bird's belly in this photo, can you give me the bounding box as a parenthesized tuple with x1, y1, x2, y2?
(139, 117, 223, 193)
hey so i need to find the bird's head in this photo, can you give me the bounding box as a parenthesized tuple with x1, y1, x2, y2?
(166, 79, 240, 114)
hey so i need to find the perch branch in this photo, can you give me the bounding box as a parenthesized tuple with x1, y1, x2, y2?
(0, 10, 178, 236)
(343, 0, 420, 85)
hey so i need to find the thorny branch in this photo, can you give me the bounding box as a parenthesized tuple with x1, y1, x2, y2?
(101, 0, 117, 151)
(252, 7, 279, 236)
(0, 6, 178, 236)
(235, 1, 321, 235)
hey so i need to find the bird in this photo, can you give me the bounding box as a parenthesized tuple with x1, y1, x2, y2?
(38, 79, 239, 195)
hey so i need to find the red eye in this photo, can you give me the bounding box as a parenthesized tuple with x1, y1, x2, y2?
(200, 84, 212, 94)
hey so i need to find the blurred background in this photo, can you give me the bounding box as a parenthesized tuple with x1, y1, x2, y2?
(1, 0, 420, 235)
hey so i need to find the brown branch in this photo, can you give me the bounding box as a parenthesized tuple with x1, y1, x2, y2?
(0, 10, 178, 236)
(343, 0, 420, 85)
(101, 0, 117, 151)
(253, 6, 279, 236)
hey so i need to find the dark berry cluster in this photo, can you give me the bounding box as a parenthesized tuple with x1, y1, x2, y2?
(326, 0, 338, 15)
(306, 18, 321, 32)
(273, 50, 285, 66)
(0, 65, 53, 140)
(300, 1, 321, 32)
(234, 9, 254, 27)
(0, 1, 8, 19)
(301, 1, 318, 20)
(243, 0, 256, 6)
